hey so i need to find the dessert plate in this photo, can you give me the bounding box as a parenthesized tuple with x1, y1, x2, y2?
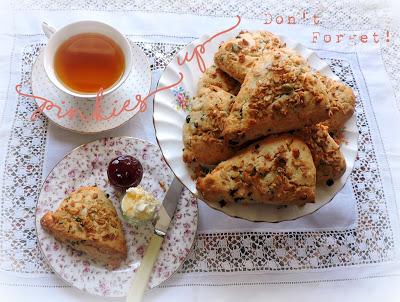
(35, 137, 198, 297)
(31, 41, 151, 134)
(153, 29, 358, 222)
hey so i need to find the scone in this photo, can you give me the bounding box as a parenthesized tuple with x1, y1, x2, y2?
(223, 49, 330, 147)
(40, 186, 127, 269)
(197, 65, 240, 95)
(318, 74, 356, 131)
(196, 135, 316, 206)
(296, 123, 346, 184)
(214, 30, 285, 82)
(183, 86, 236, 165)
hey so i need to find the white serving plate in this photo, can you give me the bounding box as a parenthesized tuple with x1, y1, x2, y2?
(153, 29, 358, 222)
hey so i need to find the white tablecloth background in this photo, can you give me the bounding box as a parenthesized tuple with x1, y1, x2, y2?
(1, 0, 400, 301)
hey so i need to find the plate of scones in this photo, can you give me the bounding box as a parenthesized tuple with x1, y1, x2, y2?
(153, 30, 358, 222)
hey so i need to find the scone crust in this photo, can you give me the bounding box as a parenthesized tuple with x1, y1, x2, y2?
(183, 86, 236, 165)
(40, 186, 127, 268)
(214, 30, 285, 82)
(196, 135, 316, 206)
(223, 49, 330, 146)
(197, 65, 240, 95)
(318, 74, 356, 130)
(296, 123, 346, 183)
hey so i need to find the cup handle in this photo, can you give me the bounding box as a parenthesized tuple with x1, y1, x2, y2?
(42, 22, 57, 39)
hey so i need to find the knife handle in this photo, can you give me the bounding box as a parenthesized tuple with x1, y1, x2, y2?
(126, 233, 163, 302)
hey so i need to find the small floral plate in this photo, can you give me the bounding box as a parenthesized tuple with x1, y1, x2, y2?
(35, 137, 198, 297)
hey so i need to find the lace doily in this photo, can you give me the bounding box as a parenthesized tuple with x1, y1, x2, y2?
(180, 57, 395, 273)
(0, 40, 395, 275)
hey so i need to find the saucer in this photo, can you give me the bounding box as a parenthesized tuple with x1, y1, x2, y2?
(31, 42, 151, 134)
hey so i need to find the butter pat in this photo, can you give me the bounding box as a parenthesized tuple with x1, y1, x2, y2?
(121, 186, 160, 225)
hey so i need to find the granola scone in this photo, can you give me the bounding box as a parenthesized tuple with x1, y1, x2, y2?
(296, 123, 346, 184)
(197, 65, 240, 95)
(318, 74, 356, 131)
(214, 31, 285, 83)
(183, 86, 236, 165)
(196, 135, 316, 206)
(40, 186, 127, 269)
(223, 49, 330, 147)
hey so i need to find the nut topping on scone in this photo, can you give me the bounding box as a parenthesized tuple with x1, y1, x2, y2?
(223, 49, 330, 147)
(197, 65, 240, 95)
(181, 30, 356, 210)
(196, 135, 316, 206)
(183, 86, 236, 165)
(214, 31, 286, 82)
(295, 123, 346, 183)
(40, 186, 127, 269)
(317, 73, 356, 131)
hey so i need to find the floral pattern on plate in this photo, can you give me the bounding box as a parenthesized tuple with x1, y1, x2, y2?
(172, 86, 191, 112)
(35, 137, 198, 297)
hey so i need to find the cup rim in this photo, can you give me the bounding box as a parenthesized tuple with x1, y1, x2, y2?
(43, 20, 133, 99)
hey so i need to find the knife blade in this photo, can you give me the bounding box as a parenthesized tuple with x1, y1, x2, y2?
(126, 177, 183, 302)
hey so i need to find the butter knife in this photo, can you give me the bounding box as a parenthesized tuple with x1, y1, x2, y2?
(126, 177, 183, 302)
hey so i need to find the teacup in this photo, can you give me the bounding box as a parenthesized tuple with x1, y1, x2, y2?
(42, 20, 132, 98)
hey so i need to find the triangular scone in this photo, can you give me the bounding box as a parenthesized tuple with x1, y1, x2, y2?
(223, 49, 330, 147)
(196, 135, 316, 206)
(197, 65, 240, 95)
(317, 73, 356, 131)
(296, 123, 346, 184)
(40, 186, 127, 268)
(183, 86, 236, 165)
(214, 31, 285, 83)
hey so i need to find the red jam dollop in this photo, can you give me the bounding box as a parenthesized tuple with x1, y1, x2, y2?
(107, 155, 143, 190)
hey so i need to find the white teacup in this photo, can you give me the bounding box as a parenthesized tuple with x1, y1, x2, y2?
(42, 20, 132, 98)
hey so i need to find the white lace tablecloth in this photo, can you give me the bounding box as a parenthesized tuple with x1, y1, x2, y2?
(1, 0, 400, 301)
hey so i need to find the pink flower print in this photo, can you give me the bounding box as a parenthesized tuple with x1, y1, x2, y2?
(99, 281, 109, 295)
(172, 87, 191, 112)
(136, 245, 145, 257)
(53, 242, 60, 251)
(82, 260, 91, 273)
(91, 161, 97, 170)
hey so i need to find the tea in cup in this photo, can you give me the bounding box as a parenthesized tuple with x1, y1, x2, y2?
(43, 21, 132, 98)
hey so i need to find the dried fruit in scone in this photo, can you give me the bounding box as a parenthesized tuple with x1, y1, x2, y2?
(196, 135, 316, 206)
(40, 186, 127, 269)
(197, 65, 240, 95)
(317, 73, 356, 131)
(223, 49, 330, 147)
(214, 30, 286, 83)
(296, 123, 346, 184)
(183, 86, 236, 165)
